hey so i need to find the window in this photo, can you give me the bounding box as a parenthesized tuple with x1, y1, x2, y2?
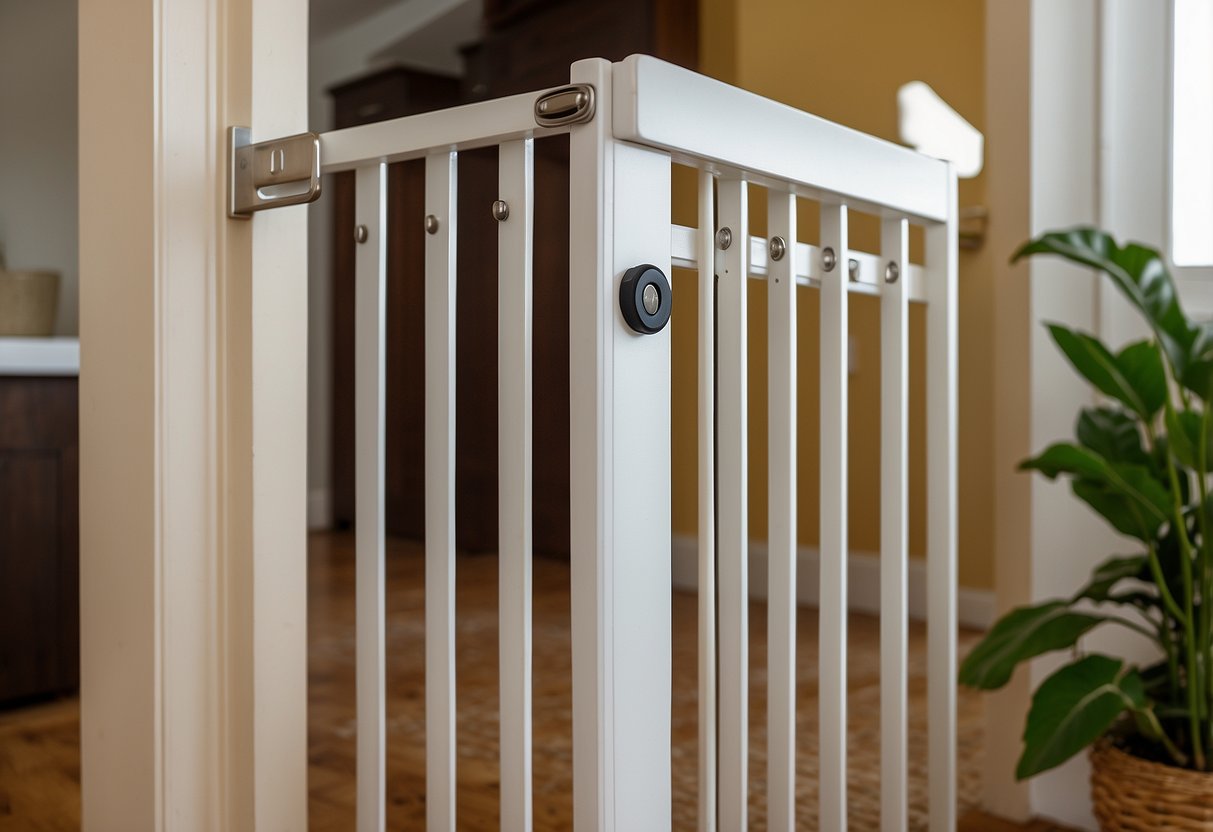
(1170, 0, 1213, 266)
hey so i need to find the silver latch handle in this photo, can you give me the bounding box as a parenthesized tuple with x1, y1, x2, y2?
(534, 84, 596, 127)
(228, 127, 322, 218)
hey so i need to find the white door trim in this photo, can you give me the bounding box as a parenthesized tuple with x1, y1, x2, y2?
(79, 0, 308, 827)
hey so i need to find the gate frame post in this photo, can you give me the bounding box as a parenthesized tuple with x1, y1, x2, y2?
(568, 57, 674, 831)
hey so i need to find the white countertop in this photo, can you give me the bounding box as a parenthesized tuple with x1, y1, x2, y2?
(0, 337, 79, 376)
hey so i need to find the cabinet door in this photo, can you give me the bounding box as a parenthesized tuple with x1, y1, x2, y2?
(0, 451, 69, 702)
(0, 377, 80, 704)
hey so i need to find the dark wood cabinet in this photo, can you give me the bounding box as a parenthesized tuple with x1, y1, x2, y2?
(329, 68, 463, 543)
(329, 0, 696, 555)
(0, 377, 78, 705)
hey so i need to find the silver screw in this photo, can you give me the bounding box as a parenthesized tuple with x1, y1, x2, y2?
(848, 258, 860, 280)
(769, 236, 787, 262)
(425, 214, 440, 235)
(492, 200, 510, 222)
(642, 283, 661, 315)
(822, 246, 837, 272)
(885, 261, 900, 284)
(354, 225, 368, 244)
(716, 227, 733, 250)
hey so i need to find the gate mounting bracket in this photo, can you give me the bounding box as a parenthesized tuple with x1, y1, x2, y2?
(228, 127, 322, 218)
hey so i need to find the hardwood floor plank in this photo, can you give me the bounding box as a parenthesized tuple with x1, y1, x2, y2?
(0, 531, 1071, 831)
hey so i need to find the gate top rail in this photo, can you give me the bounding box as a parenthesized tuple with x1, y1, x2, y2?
(315, 55, 953, 226)
(612, 55, 952, 224)
(319, 87, 574, 173)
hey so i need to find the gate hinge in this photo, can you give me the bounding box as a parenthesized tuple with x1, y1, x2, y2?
(228, 127, 322, 218)
(534, 84, 596, 127)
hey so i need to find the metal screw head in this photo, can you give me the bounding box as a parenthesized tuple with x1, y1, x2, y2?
(642, 282, 661, 316)
(885, 261, 901, 284)
(822, 246, 837, 272)
(424, 214, 440, 235)
(492, 200, 510, 222)
(848, 258, 860, 280)
(716, 227, 733, 250)
(769, 236, 787, 262)
(354, 224, 368, 244)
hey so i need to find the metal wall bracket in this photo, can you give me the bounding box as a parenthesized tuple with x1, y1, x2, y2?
(228, 127, 322, 218)
(534, 84, 596, 127)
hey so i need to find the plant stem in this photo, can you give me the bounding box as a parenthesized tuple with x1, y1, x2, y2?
(1199, 407, 1212, 755)
(1140, 706, 1190, 768)
(1147, 541, 1187, 623)
(1161, 618, 1181, 707)
(1163, 450, 1207, 769)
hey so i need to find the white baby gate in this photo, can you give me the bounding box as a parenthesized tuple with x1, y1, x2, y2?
(248, 53, 957, 832)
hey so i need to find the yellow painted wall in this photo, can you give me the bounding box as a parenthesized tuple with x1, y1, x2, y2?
(671, 0, 995, 590)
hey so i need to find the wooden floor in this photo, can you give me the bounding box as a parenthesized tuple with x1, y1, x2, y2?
(0, 532, 1072, 830)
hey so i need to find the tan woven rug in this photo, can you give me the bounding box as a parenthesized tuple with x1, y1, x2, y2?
(0, 534, 985, 830)
(308, 537, 985, 830)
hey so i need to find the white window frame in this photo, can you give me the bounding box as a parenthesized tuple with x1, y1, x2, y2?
(1167, 0, 1213, 318)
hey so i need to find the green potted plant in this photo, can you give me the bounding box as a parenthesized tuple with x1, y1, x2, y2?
(960, 228, 1213, 828)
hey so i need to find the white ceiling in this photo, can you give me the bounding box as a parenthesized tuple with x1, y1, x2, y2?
(370, 0, 481, 76)
(310, 0, 402, 41)
(311, 0, 482, 77)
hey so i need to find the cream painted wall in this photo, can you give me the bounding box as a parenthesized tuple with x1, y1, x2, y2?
(0, 0, 78, 334)
(984, 0, 1032, 819)
(679, 0, 995, 590)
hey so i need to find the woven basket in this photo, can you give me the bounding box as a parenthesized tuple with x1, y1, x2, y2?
(1091, 739, 1213, 830)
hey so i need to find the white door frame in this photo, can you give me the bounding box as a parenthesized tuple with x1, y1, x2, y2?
(987, 1, 1186, 829)
(78, 0, 308, 827)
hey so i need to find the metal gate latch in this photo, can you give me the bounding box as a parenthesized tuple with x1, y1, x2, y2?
(534, 84, 596, 127)
(229, 127, 322, 218)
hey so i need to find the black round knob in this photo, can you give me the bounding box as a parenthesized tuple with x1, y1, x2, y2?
(619, 264, 672, 334)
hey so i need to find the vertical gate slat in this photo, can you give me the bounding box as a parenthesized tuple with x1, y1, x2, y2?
(697, 169, 717, 832)
(766, 190, 798, 832)
(880, 217, 909, 832)
(355, 162, 388, 832)
(819, 202, 850, 832)
(498, 138, 535, 832)
(425, 150, 459, 832)
(716, 177, 748, 831)
(927, 174, 959, 832)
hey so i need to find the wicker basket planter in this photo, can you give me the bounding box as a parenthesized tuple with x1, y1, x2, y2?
(1091, 739, 1213, 830)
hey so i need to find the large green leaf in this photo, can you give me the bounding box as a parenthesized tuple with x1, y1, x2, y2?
(1183, 321, 1213, 399)
(959, 602, 1106, 690)
(1075, 408, 1150, 468)
(1014, 229, 1199, 391)
(1071, 479, 1162, 540)
(1022, 443, 1172, 527)
(1072, 554, 1149, 604)
(1017, 655, 1146, 779)
(1116, 340, 1168, 417)
(1165, 403, 1213, 471)
(1047, 325, 1164, 419)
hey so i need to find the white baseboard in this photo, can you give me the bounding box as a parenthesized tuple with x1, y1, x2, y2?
(671, 534, 995, 630)
(307, 488, 332, 531)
